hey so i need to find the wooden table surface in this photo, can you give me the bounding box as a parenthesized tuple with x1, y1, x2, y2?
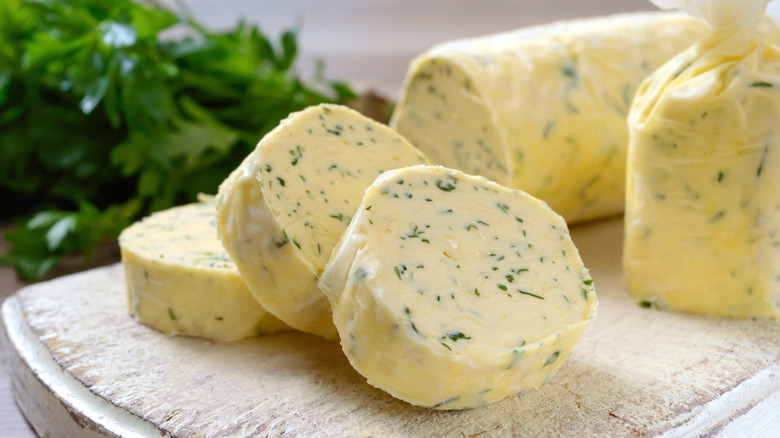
(0, 1, 661, 436)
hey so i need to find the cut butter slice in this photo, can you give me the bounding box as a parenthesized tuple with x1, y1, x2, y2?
(119, 202, 289, 341)
(216, 104, 427, 339)
(391, 12, 706, 223)
(319, 165, 597, 409)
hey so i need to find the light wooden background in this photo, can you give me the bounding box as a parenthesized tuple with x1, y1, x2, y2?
(0, 1, 657, 436)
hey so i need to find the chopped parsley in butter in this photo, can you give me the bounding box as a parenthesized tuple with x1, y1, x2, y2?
(320, 165, 597, 409)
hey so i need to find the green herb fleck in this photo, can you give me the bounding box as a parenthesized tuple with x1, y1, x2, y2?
(431, 396, 460, 408)
(544, 351, 561, 366)
(518, 290, 544, 300)
(446, 331, 471, 342)
(507, 348, 525, 369)
(290, 145, 303, 166)
(436, 179, 456, 192)
(710, 210, 726, 223)
(542, 121, 555, 139)
(403, 225, 426, 239)
(275, 231, 290, 248)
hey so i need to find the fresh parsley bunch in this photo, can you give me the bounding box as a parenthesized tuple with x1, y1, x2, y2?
(0, 0, 355, 279)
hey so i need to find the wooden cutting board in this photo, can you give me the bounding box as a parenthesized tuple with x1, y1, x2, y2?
(1, 218, 779, 437)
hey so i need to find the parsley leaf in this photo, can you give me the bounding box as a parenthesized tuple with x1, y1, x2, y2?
(0, 0, 357, 279)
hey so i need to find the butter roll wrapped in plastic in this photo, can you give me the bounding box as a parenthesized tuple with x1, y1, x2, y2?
(624, 0, 780, 319)
(391, 12, 707, 223)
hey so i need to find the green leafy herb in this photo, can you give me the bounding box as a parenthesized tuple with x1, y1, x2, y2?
(445, 331, 471, 342)
(436, 179, 456, 192)
(518, 290, 544, 300)
(543, 351, 560, 366)
(0, 0, 356, 279)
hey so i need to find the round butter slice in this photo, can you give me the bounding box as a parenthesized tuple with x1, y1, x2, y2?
(119, 202, 289, 341)
(319, 165, 597, 409)
(216, 104, 427, 339)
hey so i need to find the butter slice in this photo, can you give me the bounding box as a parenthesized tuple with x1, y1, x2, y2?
(119, 202, 289, 341)
(216, 104, 427, 338)
(319, 165, 597, 409)
(391, 12, 706, 223)
(624, 26, 780, 319)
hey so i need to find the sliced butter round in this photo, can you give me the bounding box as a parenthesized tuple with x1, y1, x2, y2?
(119, 202, 289, 341)
(319, 165, 597, 409)
(216, 104, 427, 339)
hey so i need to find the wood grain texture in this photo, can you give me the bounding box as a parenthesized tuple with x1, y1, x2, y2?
(2, 218, 779, 437)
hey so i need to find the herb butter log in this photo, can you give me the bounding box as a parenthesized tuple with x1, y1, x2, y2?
(119, 202, 289, 341)
(216, 104, 427, 338)
(319, 166, 597, 409)
(391, 12, 706, 223)
(624, 2, 780, 319)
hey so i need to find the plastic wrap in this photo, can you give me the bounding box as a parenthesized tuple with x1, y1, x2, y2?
(624, 0, 780, 319)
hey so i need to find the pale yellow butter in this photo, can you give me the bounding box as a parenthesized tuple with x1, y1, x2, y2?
(319, 165, 597, 409)
(216, 104, 427, 338)
(391, 12, 706, 223)
(625, 25, 780, 320)
(119, 202, 289, 341)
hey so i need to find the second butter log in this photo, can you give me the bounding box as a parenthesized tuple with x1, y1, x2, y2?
(391, 12, 707, 223)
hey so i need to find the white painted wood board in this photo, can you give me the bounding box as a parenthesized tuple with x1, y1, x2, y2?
(1, 218, 779, 437)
